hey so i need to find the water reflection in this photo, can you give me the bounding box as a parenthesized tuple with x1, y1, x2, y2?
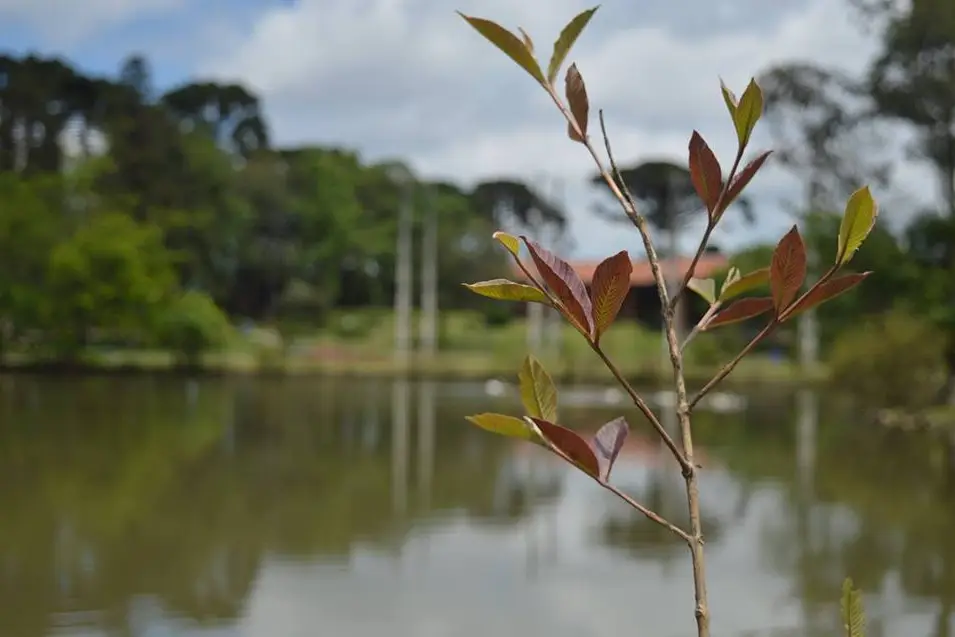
(0, 375, 953, 636)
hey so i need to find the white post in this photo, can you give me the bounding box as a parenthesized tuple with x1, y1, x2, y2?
(393, 175, 414, 369)
(419, 187, 438, 356)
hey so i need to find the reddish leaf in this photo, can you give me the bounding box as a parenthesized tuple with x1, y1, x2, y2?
(589, 417, 629, 482)
(521, 236, 594, 335)
(783, 272, 872, 320)
(588, 250, 632, 342)
(703, 297, 774, 329)
(530, 417, 600, 478)
(720, 150, 772, 217)
(688, 131, 723, 216)
(770, 226, 807, 314)
(565, 63, 590, 143)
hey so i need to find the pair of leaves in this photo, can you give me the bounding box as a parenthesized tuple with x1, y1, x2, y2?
(721, 78, 763, 148)
(689, 266, 769, 306)
(467, 234, 631, 343)
(520, 237, 631, 344)
(770, 226, 871, 320)
(697, 225, 870, 330)
(689, 266, 771, 329)
(465, 354, 558, 441)
(515, 355, 628, 481)
(529, 416, 629, 482)
(458, 7, 597, 87)
(688, 132, 772, 222)
(464, 354, 629, 482)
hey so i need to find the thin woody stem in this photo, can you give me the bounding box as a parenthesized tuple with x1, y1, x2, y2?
(690, 321, 776, 410)
(552, 87, 712, 637)
(681, 303, 721, 353)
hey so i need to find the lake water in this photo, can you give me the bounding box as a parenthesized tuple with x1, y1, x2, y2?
(0, 374, 953, 637)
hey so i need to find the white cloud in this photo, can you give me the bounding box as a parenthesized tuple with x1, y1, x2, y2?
(117, 0, 929, 257)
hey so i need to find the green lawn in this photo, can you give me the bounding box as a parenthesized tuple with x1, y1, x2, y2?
(0, 309, 821, 386)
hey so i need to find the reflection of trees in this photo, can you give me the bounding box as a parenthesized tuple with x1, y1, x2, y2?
(706, 390, 955, 636)
(596, 409, 730, 564)
(597, 469, 726, 563)
(0, 376, 561, 637)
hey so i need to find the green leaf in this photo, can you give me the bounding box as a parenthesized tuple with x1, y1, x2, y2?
(547, 6, 599, 84)
(463, 279, 550, 304)
(720, 267, 769, 301)
(837, 186, 878, 266)
(732, 78, 763, 147)
(458, 13, 546, 85)
(492, 230, 521, 257)
(840, 578, 866, 637)
(687, 277, 716, 304)
(517, 27, 534, 54)
(466, 413, 534, 440)
(518, 355, 558, 422)
(720, 78, 738, 119)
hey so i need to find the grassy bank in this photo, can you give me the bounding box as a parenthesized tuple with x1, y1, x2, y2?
(0, 309, 825, 386)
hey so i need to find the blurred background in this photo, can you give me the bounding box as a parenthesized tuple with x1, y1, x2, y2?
(0, 0, 954, 635)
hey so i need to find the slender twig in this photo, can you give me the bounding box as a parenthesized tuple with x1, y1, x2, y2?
(536, 431, 691, 543)
(591, 344, 690, 472)
(681, 303, 721, 353)
(603, 482, 692, 543)
(690, 321, 776, 410)
(548, 83, 712, 637)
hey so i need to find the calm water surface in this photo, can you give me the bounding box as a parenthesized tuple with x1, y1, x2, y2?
(0, 374, 953, 637)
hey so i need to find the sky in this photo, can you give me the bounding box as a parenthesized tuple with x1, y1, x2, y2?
(0, 0, 939, 258)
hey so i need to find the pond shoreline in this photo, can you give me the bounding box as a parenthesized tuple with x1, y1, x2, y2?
(0, 352, 827, 389)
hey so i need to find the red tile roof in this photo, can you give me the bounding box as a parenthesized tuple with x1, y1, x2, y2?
(511, 253, 729, 287)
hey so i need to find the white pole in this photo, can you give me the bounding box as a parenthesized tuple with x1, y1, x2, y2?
(394, 177, 414, 369)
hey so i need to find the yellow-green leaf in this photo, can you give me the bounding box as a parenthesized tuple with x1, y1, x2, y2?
(687, 277, 716, 304)
(518, 27, 534, 54)
(492, 231, 521, 257)
(518, 355, 558, 422)
(837, 186, 878, 266)
(720, 267, 769, 301)
(732, 78, 763, 147)
(458, 13, 546, 85)
(546, 6, 599, 84)
(463, 279, 550, 304)
(466, 413, 534, 440)
(720, 78, 738, 119)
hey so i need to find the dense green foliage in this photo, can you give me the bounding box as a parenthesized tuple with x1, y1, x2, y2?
(0, 54, 567, 364)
